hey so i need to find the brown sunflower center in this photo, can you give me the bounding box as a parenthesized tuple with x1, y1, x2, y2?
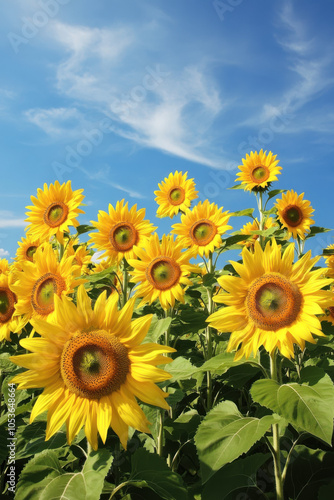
(168, 187, 185, 206)
(0, 287, 16, 324)
(44, 202, 69, 228)
(31, 273, 66, 316)
(251, 166, 270, 183)
(26, 245, 38, 262)
(146, 257, 181, 290)
(328, 307, 334, 319)
(60, 330, 130, 399)
(282, 205, 303, 227)
(190, 219, 217, 246)
(109, 222, 138, 252)
(246, 273, 302, 331)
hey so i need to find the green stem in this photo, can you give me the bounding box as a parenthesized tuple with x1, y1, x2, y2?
(58, 242, 65, 261)
(270, 351, 284, 500)
(205, 253, 214, 411)
(121, 260, 129, 307)
(258, 191, 265, 248)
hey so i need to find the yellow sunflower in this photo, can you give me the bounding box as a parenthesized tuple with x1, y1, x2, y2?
(10, 286, 175, 450)
(154, 171, 198, 218)
(13, 236, 45, 272)
(128, 233, 197, 310)
(0, 259, 9, 275)
(324, 244, 334, 279)
(239, 217, 277, 249)
(91, 259, 122, 297)
(89, 200, 156, 265)
(172, 200, 232, 258)
(236, 150, 281, 191)
(0, 273, 25, 341)
(207, 239, 332, 360)
(275, 190, 314, 240)
(25, 181, 85, 243)
(11, 244, 86, 325)
(64, 240, 92, 275)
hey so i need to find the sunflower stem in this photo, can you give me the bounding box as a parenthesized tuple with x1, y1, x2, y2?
(58, 242, 65, 261)
(205, 253, 214, 411)
(258, 191, 265, 249)
(269, 350, 284, 500)
(121, 260, 129, 307)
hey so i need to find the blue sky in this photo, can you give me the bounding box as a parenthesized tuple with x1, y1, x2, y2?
(1, 0, 333, 260)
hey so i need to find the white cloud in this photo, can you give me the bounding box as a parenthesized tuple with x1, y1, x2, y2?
(0, 210, 27, 228)
(27, 21, 227, 169)
(0, 248, 9, 257)
(25, 107, 85, 136)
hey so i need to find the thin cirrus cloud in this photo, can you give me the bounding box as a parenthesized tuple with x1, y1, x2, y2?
(249, 1, 334, 133)
(0, 210, 27, 228)
(25, 20, 226, 169)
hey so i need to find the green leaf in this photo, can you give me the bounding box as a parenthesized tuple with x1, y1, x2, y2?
(231, 208, 254, 217)
(130, 448, 187, 500)
(166, 357, 198, 381)
(199, 352, 261, 376)
(15, 450, 63, 500)
(195, 400, 279, 483)
(266, 188, 287, 201)
(222, 234, 251, 248)
(144, 315, 172, 344)
(250, 367, 334, 444)
(76, 224, 95, 235)
(229, 183, 244, 190)
(202, 453, 270, 500)
(318, 479, 334, 500)
(38, 449, 113, 500)
(306, 226, 331, 239)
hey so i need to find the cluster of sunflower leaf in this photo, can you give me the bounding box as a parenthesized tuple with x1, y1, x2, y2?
(1, 151, 334, 500)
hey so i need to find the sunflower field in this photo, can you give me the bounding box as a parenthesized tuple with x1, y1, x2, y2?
(1, 150, 334, 500)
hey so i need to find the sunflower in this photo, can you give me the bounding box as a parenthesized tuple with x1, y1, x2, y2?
(10, 286, 175, 450)
(91, 259, 122, 298)
(0, 259, 9, 275)
(14, 236, 45, 271)
(0, 273, 25, 341)
(89, 200, 156, 265)
(172, 200, 232, 258)
(128, 234, 197, 310)
(64, 240, 92, 275)
(25, 181, 85, 243)
(154, 171, 198, 218)
(275, 190, 314, 240)
(11, 244, 86, 325)
(207, 239, 332, 360)
(324, 244, 334, 279)
(239, 217, 277, 249)
(236, 150, 281, 191)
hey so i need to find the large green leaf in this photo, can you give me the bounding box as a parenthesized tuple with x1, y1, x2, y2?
(18, 449, 114, 500)
(166, 357, 198, 381)
(130, 448, 187, 500)
(250, 367, 334, 444)
(144, 315, 172, 344)
(195, 400, 279, 483)
(202, 453, 270, 500)
(15, 450, 63, 500)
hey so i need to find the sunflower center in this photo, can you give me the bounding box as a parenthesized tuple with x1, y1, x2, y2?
(0, 287, 16, 323)
(26, 245, 38, 262)
(31, 273, 66, 316)
(282, 205, 303, 227)
(44, 202, 69, 228)
(190, 219, 217, 246)
(251, 166, 270, 183)
(109, 222, 138, 252)
(168, 187, 185, 206)
(328, 307, 334, 320)
(246, 273, 302, 331)
(60, 330, 130, 399)
(146, 257, 181, 290)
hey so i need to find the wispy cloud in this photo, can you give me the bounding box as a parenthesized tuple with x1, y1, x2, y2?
(0, 248, 9, 257)
(25, 20, 227, 168)
(24, 107, 86, 137)
(77, 165, 146, 199)
(0, 210, 27, 228)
